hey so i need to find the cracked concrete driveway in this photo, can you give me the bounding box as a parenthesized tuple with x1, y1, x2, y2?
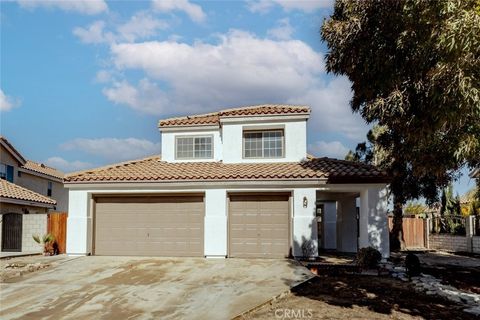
(0, 256, 313, 320)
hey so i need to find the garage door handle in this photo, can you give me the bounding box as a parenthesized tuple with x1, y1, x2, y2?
(147, 233, 150, 237)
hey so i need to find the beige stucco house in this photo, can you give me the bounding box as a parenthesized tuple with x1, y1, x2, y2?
(0, 136, 67, 252)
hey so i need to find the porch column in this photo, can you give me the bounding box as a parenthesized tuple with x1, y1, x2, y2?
(292, 188, 317, 257)
(66, 190, 91, 255)
(359, 186, 390, 258)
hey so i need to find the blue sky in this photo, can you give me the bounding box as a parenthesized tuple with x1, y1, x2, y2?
(0, 0, 475, 196)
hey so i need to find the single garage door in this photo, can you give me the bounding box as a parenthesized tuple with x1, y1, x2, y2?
(229, 194, 290, 258)
(94, 195, 204, 256)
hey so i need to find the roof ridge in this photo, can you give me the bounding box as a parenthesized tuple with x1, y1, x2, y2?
(159, 111, 220, 123)
(64, 155, 161, 179)
(218, 104, 309, 114)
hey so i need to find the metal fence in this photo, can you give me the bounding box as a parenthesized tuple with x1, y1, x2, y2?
(431, 215, 466, 235)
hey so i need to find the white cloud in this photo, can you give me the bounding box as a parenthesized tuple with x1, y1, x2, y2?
(45, 157, 93, 173)
(267, 18, 294, 40)
(61, 138, 160, 162)
(152, 0, 206, 23)
(247, 0, 333, 13)
(292, 77, 368, 140)
(103, 79, 170, 114)
(17, 0, 107, 15)
(109, 30, 323, 113)
(0, 89, 20, 111)
(308, 140, 350, 159)
(95, 70, 112, 83)
(104, 30, 365, 140)
(117, 11, 169, 43)
(73, 20, 112, 44)
(73, 13, 168, 44)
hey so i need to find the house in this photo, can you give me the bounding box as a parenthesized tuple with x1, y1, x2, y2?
(64, 105, 391, 258)
(0, 136, 67, 252)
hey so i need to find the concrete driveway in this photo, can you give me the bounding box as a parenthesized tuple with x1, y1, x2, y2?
(0, 256, 312, 320)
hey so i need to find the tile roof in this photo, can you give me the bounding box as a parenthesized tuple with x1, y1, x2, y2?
(64, 156, 389, 184)
(22, 160, 64, 180)
(159, 104, 310, 127)
(0, 179, 56, 205)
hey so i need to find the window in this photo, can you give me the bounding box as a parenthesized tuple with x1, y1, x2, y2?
(0, 164, 14, 182)
(175, 136, 213, 159)
(243, 130, 284, 158)
(47, 181, 53, 197)
(18, 171, 22, 178)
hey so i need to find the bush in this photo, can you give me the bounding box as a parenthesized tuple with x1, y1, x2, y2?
(356, 247, 382, 269)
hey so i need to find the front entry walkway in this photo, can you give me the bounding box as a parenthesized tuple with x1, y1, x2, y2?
(0, 256, 313, 319)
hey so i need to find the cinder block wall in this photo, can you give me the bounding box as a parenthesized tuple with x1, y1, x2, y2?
(429, 234, 467, 252)
(473, 236, 480, 254)
(22, 214, 48, 252)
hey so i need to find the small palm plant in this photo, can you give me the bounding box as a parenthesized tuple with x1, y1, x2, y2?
(32, 233, 55, 255)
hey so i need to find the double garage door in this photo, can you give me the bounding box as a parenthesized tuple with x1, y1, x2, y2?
(94, 195, 204, 256)
(93, 193, 290, 258)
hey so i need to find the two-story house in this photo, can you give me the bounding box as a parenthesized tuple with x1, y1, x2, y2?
(0, 136, 68, 252)
(64, 105, 390, 258)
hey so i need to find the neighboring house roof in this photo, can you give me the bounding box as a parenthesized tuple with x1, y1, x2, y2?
(159, 104, 311, 127)
(22, 160, 64, 180)
(0, 136, 64, 181)
(64, 156, 388, 184)
(0, 179, 56, 205)
(0, 136, 26, 165)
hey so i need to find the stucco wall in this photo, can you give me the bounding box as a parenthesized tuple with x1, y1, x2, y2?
(161, 129, 222, 162)
(16, 172, 68, 212)
(222, 120, 307, 163)
(22, 214, 48, 252)
(1, 145, 21, 170)
(66, 184, 389, 258)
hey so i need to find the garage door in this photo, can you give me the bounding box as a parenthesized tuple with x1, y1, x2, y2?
(229, 194, 290, 258)
(94, 195, 204, 256)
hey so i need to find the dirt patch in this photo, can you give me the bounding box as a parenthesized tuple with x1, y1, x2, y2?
(243, 275, 475, 320)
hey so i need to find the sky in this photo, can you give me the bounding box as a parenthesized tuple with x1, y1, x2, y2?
(0, 0, 476, 196)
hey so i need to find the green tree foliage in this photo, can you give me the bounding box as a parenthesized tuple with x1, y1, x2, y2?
(323, 0, 480, 250)
(403, 202, 427, 216)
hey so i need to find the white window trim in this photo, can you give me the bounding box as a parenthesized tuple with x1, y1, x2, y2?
(242, 129, 285, 159)
(175, 135, 214, 160)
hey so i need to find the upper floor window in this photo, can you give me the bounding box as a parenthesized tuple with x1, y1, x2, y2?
(47, 181, 53, 197)
(243, 130, 284, 158)
(0, 163, 14, 182)
(175, 136, 213, 160)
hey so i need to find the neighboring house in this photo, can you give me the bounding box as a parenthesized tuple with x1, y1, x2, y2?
(65, 105, 391, 258)
(0, 136, 67, 252)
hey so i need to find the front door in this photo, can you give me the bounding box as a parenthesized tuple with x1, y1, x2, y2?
(2, 213, 23, 252)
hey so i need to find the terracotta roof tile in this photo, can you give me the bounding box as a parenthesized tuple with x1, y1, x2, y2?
(64, 156, 389, 184)
(0, 180, 56, 205)
(159, 104, 310, 127)
(22, 160, 64, 180)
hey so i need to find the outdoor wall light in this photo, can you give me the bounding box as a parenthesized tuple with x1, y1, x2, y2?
(303, 196, 308, 208)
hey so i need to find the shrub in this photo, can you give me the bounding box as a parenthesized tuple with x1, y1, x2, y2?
(356, 247, 382, 269)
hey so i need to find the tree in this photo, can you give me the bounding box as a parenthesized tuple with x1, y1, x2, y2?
(322, 0, 480, 250)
